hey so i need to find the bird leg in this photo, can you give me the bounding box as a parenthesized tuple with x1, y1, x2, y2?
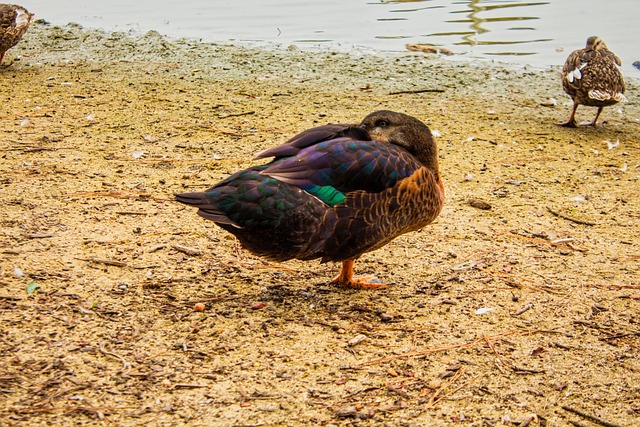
(0, 52, 13, 68)
(589, 106, 604, 127)
(556, 102, 578, 128)
(331, 259, 388, 289)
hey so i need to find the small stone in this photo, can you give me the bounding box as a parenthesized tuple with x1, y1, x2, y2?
(380, 313, 394, 322)
(335, 406, 359, 418)
(468, 198, 491, 210)
(347, 334, 367, 347)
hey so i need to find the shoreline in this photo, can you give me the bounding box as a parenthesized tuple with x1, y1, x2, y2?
(16, 22, 640, 97)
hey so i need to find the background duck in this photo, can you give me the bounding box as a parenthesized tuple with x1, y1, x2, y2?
(0, 3, 33, 65)
(176, 110, 444, 289)
(558, 36, 627, 127)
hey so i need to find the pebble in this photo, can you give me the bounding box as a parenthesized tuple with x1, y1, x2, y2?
(468, 198, 492, 210)
(347, 334, 367, 347)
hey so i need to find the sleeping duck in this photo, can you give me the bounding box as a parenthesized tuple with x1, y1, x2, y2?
(176, 110, 444, 289)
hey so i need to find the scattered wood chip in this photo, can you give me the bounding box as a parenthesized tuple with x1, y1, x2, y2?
(116, 211, 147, 215)
(171, 244, 203, 256)
(251, 302, 266, 310)
(406, 43, 454, 55)
(218, 110, 255, 118)
(335, 406, 367, 419)
(23, 233, 54, 239)
(546, 206, 596, 226)
(511, 304, 533, 316)
(172, 383, 209, 389)
(389, 88, 445, 95)
(468, 198, 492, 210)
(347, 334, 368, 347)
(562, 405, 625, 427)
(76, 257, 127, 267)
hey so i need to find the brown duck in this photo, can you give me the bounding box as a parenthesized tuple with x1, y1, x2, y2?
(176, 110, 444, 289)
(558, 36, 627, 127)
(0, 4, 33, 65)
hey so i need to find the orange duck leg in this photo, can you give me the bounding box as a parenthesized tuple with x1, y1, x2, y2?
(331, 259, 388, 289)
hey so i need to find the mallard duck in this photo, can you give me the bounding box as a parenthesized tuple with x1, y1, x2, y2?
(558, 36, 627, 127)
(0, 4, 33, 65)
(176, 110, 444, 289)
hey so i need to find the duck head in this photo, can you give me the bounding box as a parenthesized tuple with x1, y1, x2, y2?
(360, 110, 439, 172)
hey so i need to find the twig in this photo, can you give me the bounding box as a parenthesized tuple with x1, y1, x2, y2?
(589, 283, 640, 290)
(476, 266, 564, 294)
(65, 191, 168, 201)
(218, 110, 255, 118)
(425, 371, 480, 409)
(0, 146, 59, 152)
(171, 383, 210, 389)
(343, 386, 380, 400)
(23, 233, 54, 239)
(13, 405, 128, 414)
(561, 405, 626, 427)
(358, 329, 541, 366)
(99, 343, 132, 375)
(425, 368, 463, 407)
(171, 244, 203, 256)
(314, 320, 435, 333)
(116, 211, 148, 216)
(75, 257, 127, 267)
(511, 304, 533, 316)
(615, 255, 640, 261)
(483, 334, 507, 374)
(546, 206, 596, 226)
(605, 117, 640, 126)
(389, 88, 445, 95)
(506, 230, 588, 253)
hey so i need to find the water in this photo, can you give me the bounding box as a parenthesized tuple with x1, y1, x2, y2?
(19, 0, 640, 76)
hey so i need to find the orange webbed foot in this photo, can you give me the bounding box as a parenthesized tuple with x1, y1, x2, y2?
(331, 275, 388, 289)
(331, 259, 389, 290)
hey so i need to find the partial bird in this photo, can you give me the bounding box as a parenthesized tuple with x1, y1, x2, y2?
(176, 110, 444, 289)
(0, 4, 33, 65)
(558, 36, 627, 127)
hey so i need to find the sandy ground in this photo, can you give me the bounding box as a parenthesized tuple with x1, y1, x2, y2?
(1, 22, 639, 427)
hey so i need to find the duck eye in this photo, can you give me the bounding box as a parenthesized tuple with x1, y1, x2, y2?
(375, 119, 388, 128)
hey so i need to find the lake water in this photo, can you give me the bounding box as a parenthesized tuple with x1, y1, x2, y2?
(19, 0, 640, 76)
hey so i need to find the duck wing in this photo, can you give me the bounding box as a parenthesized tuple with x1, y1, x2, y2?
(255, 123, 370, 159)
(176, 165, 329, 261)
(262, 137, 423, 205)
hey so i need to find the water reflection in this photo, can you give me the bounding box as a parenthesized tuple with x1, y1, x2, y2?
(19, 0, 640, 74)
(413, 1, 551, 55)
(453, 1, 551, 55)
(377, 1, 552, 56)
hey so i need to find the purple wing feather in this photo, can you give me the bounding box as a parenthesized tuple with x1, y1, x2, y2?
(262, 137, 423, 194)
(254, 123, 370, 160)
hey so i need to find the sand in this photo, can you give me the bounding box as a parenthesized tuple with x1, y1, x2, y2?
(1, 22, 639, 426)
